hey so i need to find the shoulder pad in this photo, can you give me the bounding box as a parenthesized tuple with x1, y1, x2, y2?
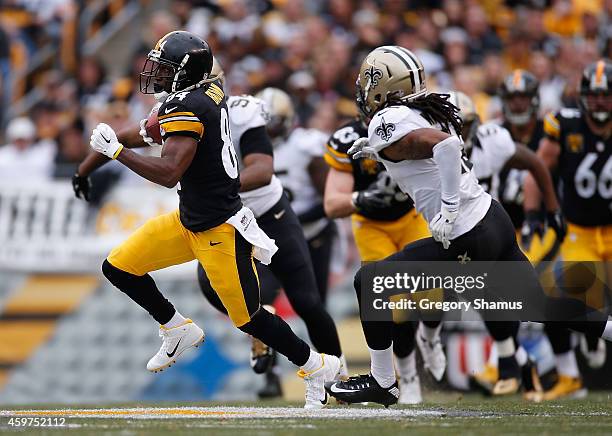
(368, 105, 430, 151)
(543, 110, 562, 140)
(328, 120, 365, 154)
(289, 128, 328, 157)
(227, 95, 269, 129)
(559, 108, 581, 119)
(477, 122, 516, 168)
(476, 122, 504, 139)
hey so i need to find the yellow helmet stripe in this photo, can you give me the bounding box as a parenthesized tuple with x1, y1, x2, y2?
(595, 60, 605, 87)
(154, 32, 173, 50)
(512, 70, 523, 89)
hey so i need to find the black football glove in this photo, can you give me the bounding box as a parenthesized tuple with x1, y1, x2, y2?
(352, 188, 393, 213)
(72, 173, 91, 202)
(547, 209, 567, 243)
(521, 210, 545, 250)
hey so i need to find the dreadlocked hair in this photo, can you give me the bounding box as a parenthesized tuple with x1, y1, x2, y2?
(395, 92, 463, 135)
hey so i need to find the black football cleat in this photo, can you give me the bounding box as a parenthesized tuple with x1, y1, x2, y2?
(325, 374, 399, 407)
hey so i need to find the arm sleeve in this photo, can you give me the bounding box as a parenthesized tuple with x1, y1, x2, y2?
(158, 102, 204, 141)
(240, 126, 273, 157)
(432, 135, 462, 212)
(297, 203, 326, 224)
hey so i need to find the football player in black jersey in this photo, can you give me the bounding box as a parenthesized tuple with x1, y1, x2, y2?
(524, 59, 612, 400)
(498, 70, 560, 262)
(324, 117, 445, 404)
(73, 31, 342, 409)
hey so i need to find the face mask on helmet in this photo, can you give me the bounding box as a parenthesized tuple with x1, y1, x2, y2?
(266, 115, 291, 140)
(140, 51, 183, 94)
(581, 93, 612, 124)
(502, 93, 538, 126)
(355, 79, 372, 123)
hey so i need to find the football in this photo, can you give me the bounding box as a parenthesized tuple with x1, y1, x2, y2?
(145, 109, 163, 145)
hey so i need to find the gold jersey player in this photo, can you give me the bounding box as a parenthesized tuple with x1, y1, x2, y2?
(524, 59, 612, 400)
(76, 31, 341, 408)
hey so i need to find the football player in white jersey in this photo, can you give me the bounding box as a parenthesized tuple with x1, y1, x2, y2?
(255, 88, 336, 303)
(196, 61, 345, 399)
(325, 46, 612, 407)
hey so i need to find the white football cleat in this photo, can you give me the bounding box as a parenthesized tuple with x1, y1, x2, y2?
(416, 324, 446, 381)
(146, 319, 204, 373)
(298, 354, 342, 409)
(580, 335, 606, 369)
(399, 375, 423, 405)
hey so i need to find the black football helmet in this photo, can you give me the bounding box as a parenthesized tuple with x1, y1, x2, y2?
(499, 70, 540, 126)
(140, 31, 214, 95)
(579, 59, 612, 126)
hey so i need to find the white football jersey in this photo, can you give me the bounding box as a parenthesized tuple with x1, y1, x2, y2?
(273, 127, 329, 240)
(469, 122, 517, 198)
(227, 95, 283, 217)
(366, 105, 491, 240)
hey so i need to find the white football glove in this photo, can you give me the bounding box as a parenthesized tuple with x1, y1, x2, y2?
(139, 102, 163, 146)
(139, 119, 156, 146)
(347, 137, 380, 161)
(429, 206, 459, 249)
(90, 123, 123, 159)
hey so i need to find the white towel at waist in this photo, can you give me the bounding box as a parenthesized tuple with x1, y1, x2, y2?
(225, 206, 278, 265)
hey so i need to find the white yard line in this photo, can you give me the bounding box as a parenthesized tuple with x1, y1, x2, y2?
(0, 406, 444, 420)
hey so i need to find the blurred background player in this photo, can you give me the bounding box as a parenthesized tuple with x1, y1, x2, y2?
(256, 88, 336, 304)
(197, 61, 344, 400)
(323, 113, 445, 404)
(524, 59, 612, 401)
(449, 90, 563, 396)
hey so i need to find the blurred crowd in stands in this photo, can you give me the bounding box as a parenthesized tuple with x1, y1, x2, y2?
(0, 0, 610, 191)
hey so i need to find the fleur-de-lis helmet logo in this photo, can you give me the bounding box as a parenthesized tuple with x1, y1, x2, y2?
(364, 66, 383, 87)
(375, 117, 395, 141)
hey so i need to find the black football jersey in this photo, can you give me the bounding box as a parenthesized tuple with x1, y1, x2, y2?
(497, 120, 545, 229)
(544, 108, 612, 227)
(158, 81, 241, 232)
(324, 119, 414, 221)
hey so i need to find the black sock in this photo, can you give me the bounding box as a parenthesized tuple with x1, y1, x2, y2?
(392, 321, 416, 359)
(498, 356, 520, 380)
(297, 303, 342, 357)
(102, 259, 175, 324)
(585, 331, 601, 350)
(239, 308, 310, 367)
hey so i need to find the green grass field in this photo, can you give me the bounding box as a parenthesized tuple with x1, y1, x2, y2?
(2, 393, 612, 435)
